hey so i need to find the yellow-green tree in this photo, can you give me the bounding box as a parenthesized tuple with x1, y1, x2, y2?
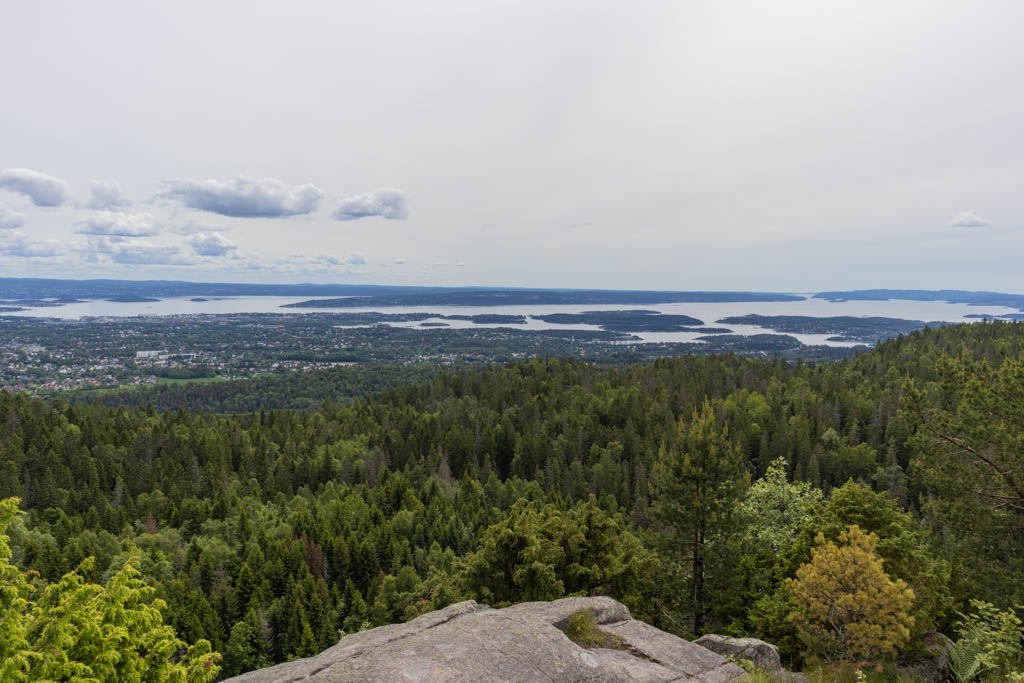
(786, 525, 914, 662)
(0, 497, 221, 682)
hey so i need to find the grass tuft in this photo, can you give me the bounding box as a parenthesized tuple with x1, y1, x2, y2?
(562, 609, 626, 650)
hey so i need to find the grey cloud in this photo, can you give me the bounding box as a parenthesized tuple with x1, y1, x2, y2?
(0, 168, 73, 207)
(158, 175, 324, 217)
(393, 258, 406, 264)
(272, 252, 368, 272)
(333, 188, 408, 221)
(171, 218, 230, 235)
(86, 179, 131, 209)
(951, 210, 990, 228)
(85, 236, 123, 253)
(315, 253, 367, 268)
(110, 244, 193, 265)
(0, 233, 62, 258)
(75, 211, 159, 237)
(190, 232, 237, 257)
(0, 206, 24, 230)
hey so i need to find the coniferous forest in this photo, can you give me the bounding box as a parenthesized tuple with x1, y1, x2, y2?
(2, 321, 1023, 680)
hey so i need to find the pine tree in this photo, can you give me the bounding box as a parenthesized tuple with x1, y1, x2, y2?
(786, 525, 914, 662)
(652, 399, 748, 635)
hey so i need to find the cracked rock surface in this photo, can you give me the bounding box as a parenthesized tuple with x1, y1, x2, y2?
(224, 596, 747, 682)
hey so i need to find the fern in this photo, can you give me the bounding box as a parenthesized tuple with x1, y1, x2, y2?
(948, 629, 987, 682)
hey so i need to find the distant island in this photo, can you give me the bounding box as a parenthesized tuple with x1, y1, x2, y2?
(105, 295, 160, 303)
(717, 314, 949, 342)
(814, 289, 1024, 312)
(445, 314, 527, 324)
(531, 310, 713, 332)
(328, 312, 528, 326)
(965, 312, 1024, 320)
(0, 298, 84, 308)
(695, 333, 805, 350)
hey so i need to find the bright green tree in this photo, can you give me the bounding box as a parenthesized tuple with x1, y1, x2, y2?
(0, 497, 221, 682)
(730, 457, 823, 631)
(456, 496, 656, 614)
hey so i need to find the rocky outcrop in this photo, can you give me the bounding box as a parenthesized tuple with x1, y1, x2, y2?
(225, 596, 747, 682)
(695, 635, 782, 673)
(899, 631, 953, 682)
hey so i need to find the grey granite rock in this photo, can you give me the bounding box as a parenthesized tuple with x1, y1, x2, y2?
(694, 635, 782, 673)
(224, 596, 746, 682)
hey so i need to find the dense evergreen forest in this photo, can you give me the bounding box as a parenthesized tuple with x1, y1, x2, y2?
(2, 321, 1023, 679)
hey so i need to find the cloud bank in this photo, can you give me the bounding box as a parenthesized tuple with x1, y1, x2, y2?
(0, 206, 24, 230)
(86, 179, 130, 209)
(333, 188, 408, 221)
(75, 211, 160, 237)
(951, 210, 990, 228)
(0, 233, 62, 258)
(158, 175, 324, 217)
(110, 244, 193, 266)
(170, 218, 230, 235)
(0, 168, 73, 206)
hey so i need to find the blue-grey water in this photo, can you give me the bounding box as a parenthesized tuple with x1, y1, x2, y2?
(4, 295, 1017, 348)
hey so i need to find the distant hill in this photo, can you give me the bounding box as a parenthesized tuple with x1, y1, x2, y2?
(285, 290, 803, 308)
(0, 277, 452, 300)
(814, 289, 1024, 311)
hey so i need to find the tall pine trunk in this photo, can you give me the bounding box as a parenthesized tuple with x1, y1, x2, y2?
(693, 519, 705, 635)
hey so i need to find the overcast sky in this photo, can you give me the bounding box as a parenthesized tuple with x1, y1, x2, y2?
(1, 0, 1021, 291)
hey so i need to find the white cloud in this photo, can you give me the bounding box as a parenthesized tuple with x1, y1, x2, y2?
(316, 253, 368, 268)
(170, 218, 230, 235)
(158, 175, 324, 217)
(0, 232, 63, 258)
(75, 211, 159, 237)
(950, 210, 990, 228)
(86, 179, 130, 209)
(333, 188, 408, 221)
(0, 206, 24, 230)
(0, 168, 73, 206)
(85, 236, 123, 253)
(270, 251, 369, 273)
(110, 243, 193, 265)
(190, 232, 237, 257)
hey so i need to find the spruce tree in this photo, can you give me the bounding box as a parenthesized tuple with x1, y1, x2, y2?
(652, 399, 748, 635)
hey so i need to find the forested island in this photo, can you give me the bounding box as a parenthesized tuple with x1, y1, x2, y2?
(814, 289, 1024, 312)
(330, 312, 528, 325)
(105, 295, 161, 303)
(716, 314, 949, 343)
(530, 309, 718, 332)
(2, 321, 1023, 680)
